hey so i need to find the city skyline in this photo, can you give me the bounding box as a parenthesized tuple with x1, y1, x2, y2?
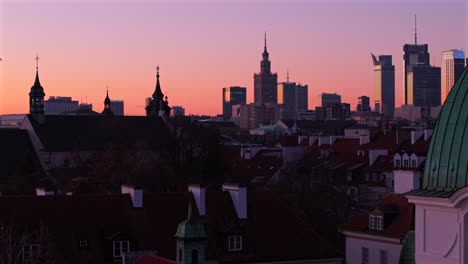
(0, 0, 467, 116)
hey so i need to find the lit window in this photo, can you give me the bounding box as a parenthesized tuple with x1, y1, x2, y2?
(362, 247, 369, 264)
(23, 244, 40, 263)
(228, 235, 242, 251)
(376, 216, 384, 230)
(113, 240, 129, 257)
(380, 250, 388, 264)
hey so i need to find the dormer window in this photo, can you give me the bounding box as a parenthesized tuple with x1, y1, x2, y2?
(411, 159, 417, 168)
(113, 240, 129, 257)
(369, 215, 384, 230)
(403, 159, 409, 167)
(228, 235, 242, 251)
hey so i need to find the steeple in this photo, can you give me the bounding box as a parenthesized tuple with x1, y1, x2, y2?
(102, 86, 114, 116)
(260, 33, 271, 74)
(264, 32, 267, 53)
(29, 55, 45, 124)
(146, 66, 171, 117)
(175, 202, 207, 264)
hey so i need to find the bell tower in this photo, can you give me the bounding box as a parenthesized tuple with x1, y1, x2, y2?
(29, 55, 45, 124)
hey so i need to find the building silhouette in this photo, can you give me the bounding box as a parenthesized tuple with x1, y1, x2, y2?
(102, 89, 114, 116)
(357, 96, 371, 112)
(146, 66, 171, 117)
(29, 57, 45, 124)
(402, 17, 430, 105)
(110, 100, 124, 116)
(44, 96, 79, 115)
(372, 54, 395, 116)
(171, 106, 186, 117)
(278, 81, 308, 119)
(319, 93, 341, 107)
(254, 34, 278, 106)
(407, 65, 441, 107)
(222, 86, 246, 119)
(441, 49, 465, 104)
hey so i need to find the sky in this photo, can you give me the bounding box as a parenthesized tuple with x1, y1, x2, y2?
(0, 0, 467, 116)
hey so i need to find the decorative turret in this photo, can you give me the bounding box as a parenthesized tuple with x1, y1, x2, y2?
(102, 86, 114, 116)
(146, 66, 171, 117)
(174, 202, 207, 264)
(29, 55, 45, 124)
(260, 32, 271, 74)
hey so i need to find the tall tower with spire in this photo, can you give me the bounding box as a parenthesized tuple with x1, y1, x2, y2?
(29, 55, 46, 124)
(402, 15, 430, 105)
(254, 33, 278, 106)
(146, 66, 171, 117)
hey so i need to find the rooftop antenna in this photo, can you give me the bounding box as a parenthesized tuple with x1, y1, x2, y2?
(414, 14, 418, 45)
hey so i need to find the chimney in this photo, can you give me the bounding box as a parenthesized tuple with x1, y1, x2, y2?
(35, 187, 55, 196)
(411, 130, 424, 144)
(222, 183, 247, 219)
(188, 184, 206, 216)
(121, 185, 143, 208)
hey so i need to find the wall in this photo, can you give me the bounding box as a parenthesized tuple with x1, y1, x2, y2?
(345, 236, 402, 264)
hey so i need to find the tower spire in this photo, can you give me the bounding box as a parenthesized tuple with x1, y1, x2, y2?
(414, 14, 418, 45)
(264, 32, 267, 52)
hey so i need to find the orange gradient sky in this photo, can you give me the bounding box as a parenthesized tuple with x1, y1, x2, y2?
(0, 0, 467, 116)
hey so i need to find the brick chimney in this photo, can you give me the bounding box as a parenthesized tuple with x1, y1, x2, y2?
(121, 185, 143, 208)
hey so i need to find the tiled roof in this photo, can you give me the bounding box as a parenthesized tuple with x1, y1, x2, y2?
(134, 254, 176, 264)
(398, 136, 431, 156)
(339, 194, 414, 239)
(28, 115, 173, 151)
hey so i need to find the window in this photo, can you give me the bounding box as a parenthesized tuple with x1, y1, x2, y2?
(369, 215, 376, 229)
(23, 244, 40, 263)
(362, 247, 369, 264)
(192, 249, 199, 264)
(79, 240, 88, 248)
(179, 249, 182, 262)
(228, 235, 242, 251)
(376, 216, 384, 230)
(411, 159, 417, 168)
(403, 159, 409, 167)
(113, 240, 129, 257)
(377, 193, 384, 200)
(380, 250, 388, 264)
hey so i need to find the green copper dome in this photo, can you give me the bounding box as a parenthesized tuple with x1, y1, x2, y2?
(175, 203, 207, 239)
(422, 65, 468, 195)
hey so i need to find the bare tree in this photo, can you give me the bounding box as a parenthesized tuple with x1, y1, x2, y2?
(0, 223, 31, 264)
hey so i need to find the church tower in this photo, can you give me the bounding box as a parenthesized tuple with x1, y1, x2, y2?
(146, 66, 171, 117)
(174, 202, 207, 264)
(102, 87, 114, 116)
(29, 55, 45, 124)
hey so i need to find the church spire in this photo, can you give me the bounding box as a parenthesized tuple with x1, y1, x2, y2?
(102, 85, 114, 116)
(146, 65, 171, 117)
(29, 54, 45, 124)
(264, 32, 267, 52)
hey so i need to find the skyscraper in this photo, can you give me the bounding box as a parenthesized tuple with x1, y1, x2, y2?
(407, 65, 441, 107)
(441, 49, 465, 104)
(403, 16, 430, 105)
(372, 54, 395, 116)
(111, 100, 124, 116)
(222, 86, 246, 119)
(277, 81, 308, 119)
(254, 34, 278, 106)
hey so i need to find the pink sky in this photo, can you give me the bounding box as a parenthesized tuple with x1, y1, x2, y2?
(0, 0, 466, 116)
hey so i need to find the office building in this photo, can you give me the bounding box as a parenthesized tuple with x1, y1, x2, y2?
(315, 103, 350, 121)
(254, 34, 278, 106)
(110, 100, 124, 116)
(222, 86, 246, 119)
(357, 96, 371, 112)
(407, 65, 441, 107)
(319, 93, 341, 107)
(171, 106, 186, 117)
(372, 54, 395, 116)
(441, 49, 465, 104)
(44, 96, 79, 115)
(277, 82, 308, 119)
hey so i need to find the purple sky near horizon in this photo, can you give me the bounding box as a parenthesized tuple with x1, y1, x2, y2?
(0, 0, 466, 116)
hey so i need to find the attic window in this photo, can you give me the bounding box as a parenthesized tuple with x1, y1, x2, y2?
(228, 235, 242, 251)
(79, 240, 88, 248)
(369, 215, 384, 230)
(113, 240, 129, 257)
(403, 159, 409, 167)
(395, 158, 401, 168)
(411, 159, 417, 168)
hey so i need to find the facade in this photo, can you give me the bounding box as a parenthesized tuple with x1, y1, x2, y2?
(44, 96, 79, 114)
(111, 100, 124, 116)
(315, 103, 350, 121)
(319, 93, 341, 107)
(253, 34, 278, 107)
(239, 103, 279, 130)
(372, 54, 395, 116)
(403, 44, 430, 105)
(407, 65, 441, 107)
(405, 65, 468, 264)
(441, 49, 465, 104)
(222, 86, 246, 119)
(394, 105, 431, 122)
(357, 96, 371, 112)
(171, 106, 186, 117)
(277, 82, 308, 119)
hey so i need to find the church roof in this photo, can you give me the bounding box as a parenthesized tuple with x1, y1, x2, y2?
(27, 115, 173, 151)
(29, 69, 45, 97)
(407, 66, 468, 197)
